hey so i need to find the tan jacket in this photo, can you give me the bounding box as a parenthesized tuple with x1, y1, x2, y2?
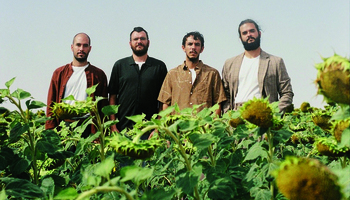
(222, 50, 294, 112)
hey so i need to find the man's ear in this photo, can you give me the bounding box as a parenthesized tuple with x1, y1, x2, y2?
(200, 46, 204, 53)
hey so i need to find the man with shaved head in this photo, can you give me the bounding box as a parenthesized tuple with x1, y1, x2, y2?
(46, 33, 108, 137)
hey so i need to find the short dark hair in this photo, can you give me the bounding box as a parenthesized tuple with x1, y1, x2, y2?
(238, 19, 260, 38)
(73, 33, 91, 45)
(130, 27, 149, 41)
(182, 31, 204, 47)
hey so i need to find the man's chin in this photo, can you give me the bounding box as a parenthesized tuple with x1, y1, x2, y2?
(188, 57, 199, 62)
(75, 56, 88, 62)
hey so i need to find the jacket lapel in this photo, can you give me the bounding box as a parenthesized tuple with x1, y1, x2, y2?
(258, 50, 269, 95)
(233, 53, 244, 97)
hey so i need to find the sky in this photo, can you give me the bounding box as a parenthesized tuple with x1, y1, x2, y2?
(1, 1, 349, 112)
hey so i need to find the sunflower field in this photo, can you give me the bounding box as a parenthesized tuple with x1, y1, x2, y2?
(0, 55, 349, 200)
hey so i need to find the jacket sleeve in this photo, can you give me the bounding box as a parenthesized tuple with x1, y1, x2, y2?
(45, 72, 59, 129)
(277, 58, 294, 111)
(221, 61, 232, 113)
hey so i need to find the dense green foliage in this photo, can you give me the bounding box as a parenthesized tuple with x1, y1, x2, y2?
(0, 56, 349, 200)
(0, 80, 349, 200)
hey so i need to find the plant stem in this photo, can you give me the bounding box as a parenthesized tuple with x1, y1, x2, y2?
(208, 145, 216, 167)
(340, 156, 347, 169)
(7, 95, 27, 122)
(133, 125, 159, 143)
(8, 95, 39, 184)
(76, 186, 134, 200)
(266, 128, 275, 200)
(162, 128, 200, 200)
(93, 108, 106, 162)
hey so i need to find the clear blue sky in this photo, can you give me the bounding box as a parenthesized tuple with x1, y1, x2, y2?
(1, 0, 349, 111)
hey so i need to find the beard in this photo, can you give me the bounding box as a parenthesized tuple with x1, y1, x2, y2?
(241, 34, 261, 51)
(74, 52, 88, 62)
(187, 54, 199, 62)
(131, 43, 149, 56)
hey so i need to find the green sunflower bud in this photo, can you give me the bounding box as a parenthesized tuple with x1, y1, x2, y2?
(240, 97, 273, 128)
(311, 112, 332, 131)
(51, 101, 91, 119)
(109, 134, 162, 160)
(315, 54, 350, 105)
(315, 137, 350, 157)
(273, 156, 343, 200)
(228, 117, 245, 128)
(289, 132, 314, 144)
(300, 102, 311, 113)
(272, 116, 284, 130)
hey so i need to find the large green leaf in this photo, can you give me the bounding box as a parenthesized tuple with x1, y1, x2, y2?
(9, 122, 29, 143)
(41, 129, 61, 144)
(0, 107, 9, 114)
(0, 189, 6, 200)
(126, 113, 146, 124)
(5, 77, 16, 89)
(208, 177, 235, 199)
(158, 105, 175, 118)
(40, 177, 55, 199)
(11, 88, 31, 100)
(26, 99, 46, 110)
(178, 119, 198, 132)
(47, 150, 74, 159)
(273, 129, 293, 143)
(54, 187, 78, 200)
(340, 128, 350, 148)
(94, 155, 115, 178)
(176, 171, 199, 196)
(1, 178, 44, 198)
(0, 89, 9, 98)
(10, 158, 30, 176)
(188, 133, 215, 150)
(243, 142, 268, 162)
(254, 189, 271, 200)
(332, 105, 350, 120)
(36, 140, 60, 154)
(176, 165, 202, 196)
(141, 188, 176, 200)
(120, 166, 154, 186)
(101, 105, 119, 116)
(0, 155, 7, 170)
(86, 84, 98, 96)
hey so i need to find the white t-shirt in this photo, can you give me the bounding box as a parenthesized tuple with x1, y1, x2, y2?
(235, 55, 261, 103)
(135, 61, 145, 70)
(63, 64, 88, 105)
(189, 68, 196, 84)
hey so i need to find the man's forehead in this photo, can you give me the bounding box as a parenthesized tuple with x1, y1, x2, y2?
(131, 31, 147, 38)
(186, 36, 201, 43)
(240, 23, 257, 32)
(74, 34, 89, 43)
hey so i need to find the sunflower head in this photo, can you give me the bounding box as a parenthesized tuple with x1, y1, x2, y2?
(315, 54, 350, 105)
(273, 156, 343, 200)
(240, 97, 273, 128)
